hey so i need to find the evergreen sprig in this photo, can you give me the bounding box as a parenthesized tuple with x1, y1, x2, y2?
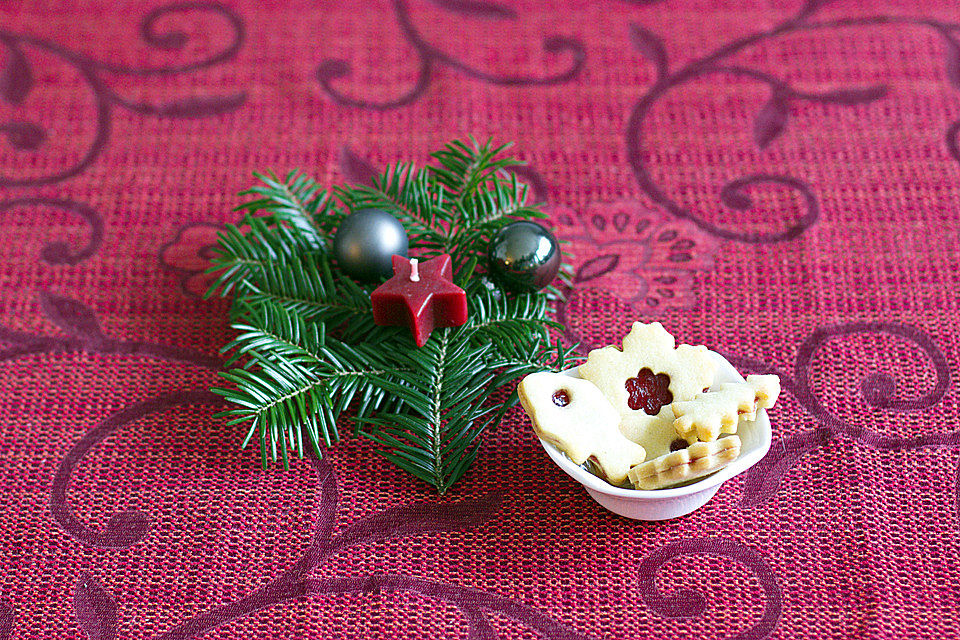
(208, 138, 577, 492)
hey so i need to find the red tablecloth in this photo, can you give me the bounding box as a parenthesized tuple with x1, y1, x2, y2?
(2, 1, 959, 638)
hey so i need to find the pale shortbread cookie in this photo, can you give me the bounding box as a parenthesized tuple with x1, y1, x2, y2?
(672, 383, 757, 442)
(578, 322, 716, 448)
(747, 374, 780, 410)
(636, 417, 697, 461)
(518, 372, 646, 485)
(627, 436, 742, 490)
(672, 374, 782, 442)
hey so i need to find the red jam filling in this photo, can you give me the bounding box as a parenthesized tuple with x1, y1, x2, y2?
(552, 389, 571, 407)
(624, 368, 673, 415)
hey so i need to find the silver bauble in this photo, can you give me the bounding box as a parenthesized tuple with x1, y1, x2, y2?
(332, 209, 408, 281)
(487, 221, 561, 292)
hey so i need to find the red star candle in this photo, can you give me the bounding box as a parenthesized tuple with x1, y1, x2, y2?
(371, 254, 468, 347)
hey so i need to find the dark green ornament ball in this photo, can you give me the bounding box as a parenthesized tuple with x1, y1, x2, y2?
(332, 209, 408, 282)
(487, 221, 561, 292)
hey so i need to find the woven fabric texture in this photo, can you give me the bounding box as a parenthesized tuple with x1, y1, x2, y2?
(1, 0, 959, 638)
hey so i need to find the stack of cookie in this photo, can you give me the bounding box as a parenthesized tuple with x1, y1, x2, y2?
(518, 322, 780, 490)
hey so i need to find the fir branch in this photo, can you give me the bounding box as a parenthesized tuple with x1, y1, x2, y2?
(466, 286, 555, 363)
(335, 163, 448, 253)
(235, 170, 344, 242)
(208, 138, 580, 491)
(214, 304, 419, 468)
(358, 328, 499, 492)
(432, 138, 516, 209)
(223, 299, 326, 367)
(205, 214, 321, 298)
(210, 236, 392, 343)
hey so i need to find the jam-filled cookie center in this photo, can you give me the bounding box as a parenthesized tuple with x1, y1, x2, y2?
(624, 368, 672, 415)
(552, 389, 571, 407)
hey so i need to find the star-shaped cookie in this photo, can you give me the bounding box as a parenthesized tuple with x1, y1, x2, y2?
(672, 374, 782, 442)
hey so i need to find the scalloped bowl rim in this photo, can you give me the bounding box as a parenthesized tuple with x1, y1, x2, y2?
(537, 351, 772, 499)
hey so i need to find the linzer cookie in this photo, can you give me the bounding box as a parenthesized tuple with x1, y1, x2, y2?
(631, 413, 697, 461)
(627, 436, 742, 490)
(518, 372, 646, 485)
(578, 322, 716, 446)
(672, 374, 782, 442)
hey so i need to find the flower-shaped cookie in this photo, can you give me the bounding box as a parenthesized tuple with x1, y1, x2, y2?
(518, 372, 646, 485)
(578, 322, 716, 448)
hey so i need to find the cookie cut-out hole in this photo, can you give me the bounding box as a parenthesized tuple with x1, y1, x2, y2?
(624, 368, 673, 415)
(552, 389, 571, 407)
(670, 438, 689, 452)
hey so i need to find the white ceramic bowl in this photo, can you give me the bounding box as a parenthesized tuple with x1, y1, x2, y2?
(537, 352, 771, 521)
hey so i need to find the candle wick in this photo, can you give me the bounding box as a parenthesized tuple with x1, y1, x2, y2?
(410, 258, 420, 282)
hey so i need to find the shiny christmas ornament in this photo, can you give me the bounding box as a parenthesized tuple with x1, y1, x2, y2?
(332, 209, 409, 281)
(487, 221, 561, 292)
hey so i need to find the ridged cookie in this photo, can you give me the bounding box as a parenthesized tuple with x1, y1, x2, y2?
(627, 436, 741, 490)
